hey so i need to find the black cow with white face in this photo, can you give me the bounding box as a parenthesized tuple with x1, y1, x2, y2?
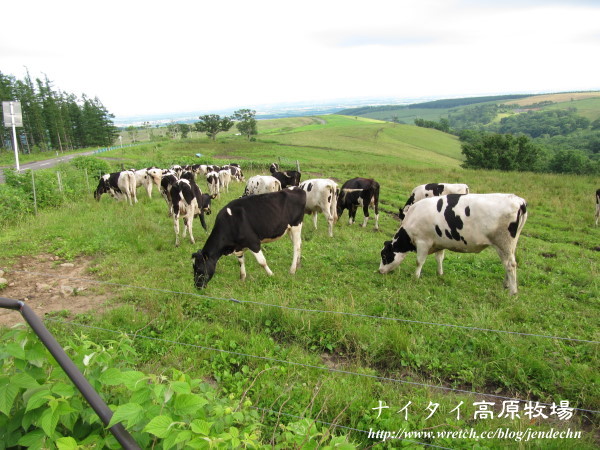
(269, 163, 301, 188)
(192, 188, 306, 288)
(336, 177, 380, 230)
(380, 193, 528, 295)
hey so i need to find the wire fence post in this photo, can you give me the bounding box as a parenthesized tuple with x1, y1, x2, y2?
(31, 170, 38, 216)
(56, 171, 63, 193)
(84, 168, 90, 193)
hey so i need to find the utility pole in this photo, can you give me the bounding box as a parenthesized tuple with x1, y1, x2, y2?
(2, 101, 23, 171)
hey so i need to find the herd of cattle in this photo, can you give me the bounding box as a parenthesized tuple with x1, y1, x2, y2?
(93, 163, 596, 295)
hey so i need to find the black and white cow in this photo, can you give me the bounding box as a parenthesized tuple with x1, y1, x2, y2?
(269, 163, 301, 188)
(94, 171, 137, 205)
(170, 177, 208, 247)
(243, 175, 282, 196)
(399, 183, 470, 220)
(206, 170, 220, 197)
(160, 172, 179, 216)
(191, 188, 307, 288)
(337, 177, 380, 230)
(379, 193, 528, 295)
(299, 178, 339, 237)
(218, 168, 232, 193)
(595, 188, 600, 226)
(199, 193, 216, 215)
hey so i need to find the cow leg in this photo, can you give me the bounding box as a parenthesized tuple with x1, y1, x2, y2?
(496, 247, 518, 295)
(235, 251, 247, 281)
(349, 205, 357, 225)
(325, 211, 334, 238)
(173, 216, 180, 247)
(434, 250, 445, 276)
(414, 245, 429, 278)
(145, 181, 152, 198)
(596, 204, 600, 226)
(361, 202, 370, 227)
(288, 223, 303, 273)
(250, 250, 274, 276)
(312, 212, 318, 230)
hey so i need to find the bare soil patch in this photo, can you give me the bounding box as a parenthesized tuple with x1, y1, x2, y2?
(0, 254, 111, 327)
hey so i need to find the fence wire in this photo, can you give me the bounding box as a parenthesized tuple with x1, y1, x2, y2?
(4, 268, 598, 345)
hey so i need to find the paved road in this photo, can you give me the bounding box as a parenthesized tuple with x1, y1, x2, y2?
(0, 151, 95, 183)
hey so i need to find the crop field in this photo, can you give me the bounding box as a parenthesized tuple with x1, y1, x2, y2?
(0, 115, 598, 448)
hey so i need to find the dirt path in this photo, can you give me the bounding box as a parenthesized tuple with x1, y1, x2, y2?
(0, 254, 111, 327)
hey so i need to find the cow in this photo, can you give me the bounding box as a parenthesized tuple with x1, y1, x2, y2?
(170, 165, 184, 178)
(94, 171, 137, 205)
(595, 188, 600, 226)
(160, 172, 179, 216)
(130, 168, 162, 198)
(298, 178, 339, 237)
(379, 193, 528, 295)
(269, 162, 301, 188)
(399, 183, 470, 220)
(170, 177, 208, 247)
(191, 188, 307, 288)
(337, 177, 380, 230)
(225, 164, 244, 182)
(243, 175, 282, 196)
(218, 169, 232, 193)
(199, 193, 217, 215)
(206, 170, 220, 197)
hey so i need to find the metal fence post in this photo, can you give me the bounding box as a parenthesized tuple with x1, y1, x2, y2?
(0, 297, 140, 449)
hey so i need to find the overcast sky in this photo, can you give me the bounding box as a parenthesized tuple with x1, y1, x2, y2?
(2, 0, 599, 119)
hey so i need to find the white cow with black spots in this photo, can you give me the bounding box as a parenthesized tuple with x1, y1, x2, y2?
(299, 178, 339, 237)
(243, 175, 282, 196)
(399, 183, 470, 220)
(380, 193, 528, 295)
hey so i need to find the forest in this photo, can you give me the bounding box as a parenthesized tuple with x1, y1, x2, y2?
(0, 71, 117, 154)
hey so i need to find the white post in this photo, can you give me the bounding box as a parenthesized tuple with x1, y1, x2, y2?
(119, 135, 123, 147)
(10, 102, 20, 171)
(31, 170, 38, 215)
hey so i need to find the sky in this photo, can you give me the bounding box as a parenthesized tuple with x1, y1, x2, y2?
(2, 0, 600, 119)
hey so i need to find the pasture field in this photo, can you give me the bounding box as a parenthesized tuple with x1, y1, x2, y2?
(0, 115, 598, 448)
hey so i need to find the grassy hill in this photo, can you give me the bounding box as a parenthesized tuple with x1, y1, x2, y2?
(0, 117, 598, 447)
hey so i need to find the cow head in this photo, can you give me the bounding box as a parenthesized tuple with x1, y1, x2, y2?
(269, 163, 279, 174)
(94, 177, 109, 201)
(192, 250, 216, 289)
(378, 228, 415, 274)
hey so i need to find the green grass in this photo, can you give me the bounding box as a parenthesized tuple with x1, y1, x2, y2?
(0, 116, 598, 448)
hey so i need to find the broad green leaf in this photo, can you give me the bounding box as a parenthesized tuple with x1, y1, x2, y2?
(98, 368, 123, 386)
(40, 407, 60, 437)
(190, 419, 213, 436)
(120, 371, 146, 390)
(56, 436, 78, 450)
(17, 429, 46, 449)
(25, 388, 53, 412)
(107, 402, 145, 429)
(51, 383, 75, 398)
(4, 342, 26, 359)
(0, 383, 20, 416)
(174, 394, 207, 416)
(11, 372, 41, 389)
(143, 414, 173, 438)
(170, 380, 191, 394)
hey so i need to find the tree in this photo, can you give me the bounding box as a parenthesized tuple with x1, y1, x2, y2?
(461, 133, 543, 172)
(194, 114, 234, 141)
(232, 109, 257, 140)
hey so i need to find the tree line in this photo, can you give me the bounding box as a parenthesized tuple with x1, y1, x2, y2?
(0, 70, 117, 153)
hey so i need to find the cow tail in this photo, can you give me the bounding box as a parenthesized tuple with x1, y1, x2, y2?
(199, 209, 208, 231)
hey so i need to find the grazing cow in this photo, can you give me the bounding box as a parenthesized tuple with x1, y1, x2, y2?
(206, 170, 220, 197)
(94, 171, 137, 205)
(199, 193, 216, 215)
(170, 177, 208, 246)
(243, 175, 282, 196)
(337, 177, 380, 230)
(170, 165, 184, 178)
(146, 167, 163, 193)
(595, 188, 600, 226)
(379, 193, 528, 295)
(191, 188, 307, 288)
(269, 162, 301, 188)
(299, 178, 339, 237)
(130, 168, 157, 198)
(226, 164, 244, 182)
(218, 169, 232, 193)
(399, 183, 470, 220)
